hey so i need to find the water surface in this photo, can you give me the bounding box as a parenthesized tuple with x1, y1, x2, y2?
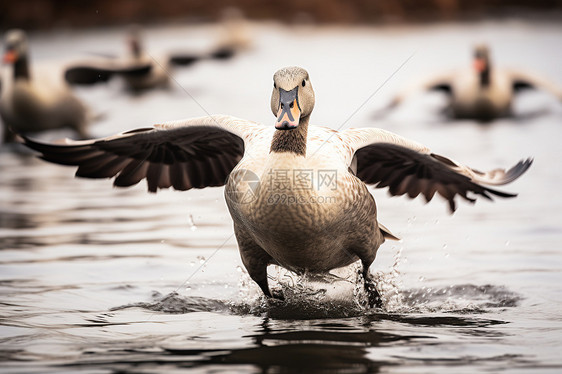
(1, 21, 562, 373)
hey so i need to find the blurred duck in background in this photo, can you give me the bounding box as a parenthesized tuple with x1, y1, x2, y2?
(377, 44, 562, 122)
(64, 24, 242, 92)
(1, 29, 92, 143)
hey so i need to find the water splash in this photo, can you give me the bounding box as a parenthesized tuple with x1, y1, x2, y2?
(187, 214, 198, 231)
(228, 247, 407, 319)
(111, 291, 229, 313)
(399, 284, 522, 313)
(108, 248, 520, 318)
(226, 246, 521, 318)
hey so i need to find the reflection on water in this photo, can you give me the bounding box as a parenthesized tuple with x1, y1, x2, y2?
(2, 22, 562, 373)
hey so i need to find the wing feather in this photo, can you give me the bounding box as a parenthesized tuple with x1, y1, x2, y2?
(341, 129, 532, 213)
(23, 116, 256, 193)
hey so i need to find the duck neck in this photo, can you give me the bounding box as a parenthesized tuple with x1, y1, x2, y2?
(270, 115, 310, 157)
(14, 55, 30, 81)
(479, 64, 490, 88)
(130, 39, 143, 59)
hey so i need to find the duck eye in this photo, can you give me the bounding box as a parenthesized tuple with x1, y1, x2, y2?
(274, 82, 277, 88)
(301, 79, 306, 87)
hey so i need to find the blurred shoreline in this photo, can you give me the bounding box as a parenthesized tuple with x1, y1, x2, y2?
(2, 0, 562, 30)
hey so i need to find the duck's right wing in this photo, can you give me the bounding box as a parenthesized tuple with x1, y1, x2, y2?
(23, 115, 262, 192)
(64, 60, 152, 85)
(208, 46, 236, 60)
(374, 72, 455, 118)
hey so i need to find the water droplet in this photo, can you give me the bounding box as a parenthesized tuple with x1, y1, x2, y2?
(442, 244, 447, 250)
(444, 252, 450, 258)
(419, 276, 425, 282)
(188, 214, 198, 231)
(505, 240, 510, 247)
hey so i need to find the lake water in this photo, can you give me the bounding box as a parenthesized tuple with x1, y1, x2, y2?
(1, 20, 562, 373)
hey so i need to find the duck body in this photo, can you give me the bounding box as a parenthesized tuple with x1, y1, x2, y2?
(226, 125, 382, 275)
(1, 30, 89, 143)
(121, 55, 170, 91)
(1, 77, 87, 134)
(449, 68, 513, 120)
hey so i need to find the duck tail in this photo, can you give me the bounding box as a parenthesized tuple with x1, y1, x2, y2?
(379, 222, 400, 241)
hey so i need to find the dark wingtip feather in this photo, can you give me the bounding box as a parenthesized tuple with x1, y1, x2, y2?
(485, 187, 517, 199)
(448, 199, 456, 213)
(507, 158, 533, 182)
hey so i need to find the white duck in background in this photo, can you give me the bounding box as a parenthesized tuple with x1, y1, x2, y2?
(0, 30, 92, 143)
(378, 45, 562, 121)
(64, 26, 238, 92)
(22, 67, 532, 307)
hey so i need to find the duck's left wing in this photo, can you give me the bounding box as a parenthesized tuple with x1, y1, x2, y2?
(341, 128, 532, 212)
(23, 115, 261, 193)
(373, 72, 454, 118)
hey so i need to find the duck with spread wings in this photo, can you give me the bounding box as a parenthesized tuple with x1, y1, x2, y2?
(23, 66, 532, 307)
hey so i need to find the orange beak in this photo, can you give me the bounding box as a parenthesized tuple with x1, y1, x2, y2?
(275, 87, 301, 130)
(473, 58, 486, 73)
(3, 50, 18, 64)
(275, 99, 301, 130)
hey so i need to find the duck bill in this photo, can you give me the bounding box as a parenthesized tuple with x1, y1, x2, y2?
(473, 58, 486, 73)
(3, 50, 17, 64)
(275, 87, 301, 130)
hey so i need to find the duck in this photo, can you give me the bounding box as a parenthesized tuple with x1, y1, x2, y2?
(64, 26, 238, 92)
(22, 66, 532, 307)
(0, 29, 91, 143)
(378, 45, 562, 122)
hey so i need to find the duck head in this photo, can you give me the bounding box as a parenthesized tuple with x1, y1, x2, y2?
(270, 66, 315, 130)
(3, 29, 30, 80)
(473, 44, 491, 87)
